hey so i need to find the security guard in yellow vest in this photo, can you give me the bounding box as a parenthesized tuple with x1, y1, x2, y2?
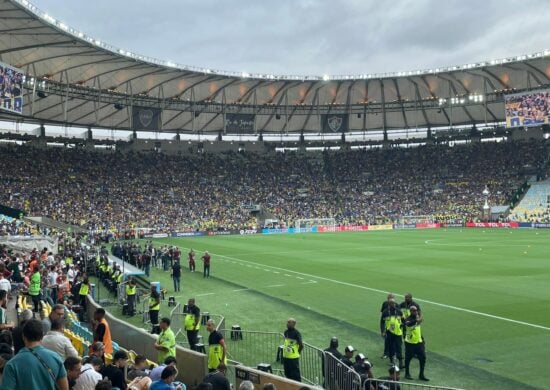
(400, 293, 422, 320)
(404, 306, 429, 381)
(149, 286, 161, 334)
(95, 255, 102, 276)
(184, 298, 201, 351)
(381, 298, 404, 368)
(283, 317, 303, 382)
(206, 319, 227, 372)
(125, 278, 137, 316)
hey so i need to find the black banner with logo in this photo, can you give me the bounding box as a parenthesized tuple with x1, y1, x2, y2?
(322, 114, 348, 133)
(225, 113, 255, 134)
(132, 106, 161, 131)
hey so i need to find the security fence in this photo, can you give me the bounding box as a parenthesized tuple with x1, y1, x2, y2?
(169, 303, 225, 350)
(163, 307, 462, 390)
(219, 329, 325, 387)
(323, 351, 362, 390)
(367, 378, 463, 390)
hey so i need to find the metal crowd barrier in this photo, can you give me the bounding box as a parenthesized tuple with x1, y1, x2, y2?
(366, 378, 463, 390)
(323, 351, 361, 390)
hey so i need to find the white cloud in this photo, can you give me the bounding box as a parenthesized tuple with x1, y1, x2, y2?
(33, 0, 550, 76)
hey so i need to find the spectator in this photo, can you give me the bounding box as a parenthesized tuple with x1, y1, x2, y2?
(239, 381, 254, 390)
(93, 308, 113, 355)
(100, 350, 128, 390)
(94, 379, 113, 390)
(42, 304, 66, 335)
(150, 365, 184, 390)
(64, 356, 82, 389)
(1, 319, 68, 390)
(12, 308, 32, 353)
(377, 365, 401, 390)
(84, 342, 106, 365)
(127, 354, 150, 381)
(42, 318, 79, 360)
(149, 356, 177, 382)
(0, 291, 13, 331)
(74, 356, 103, 390)
(0, 351, 13, 383)
(0, 273, 10, 295)
(28, 266, 41, 313)
(202, 363, 231, 390)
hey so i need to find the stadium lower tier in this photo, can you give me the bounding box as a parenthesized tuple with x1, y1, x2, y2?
(0, 139, 547, 231)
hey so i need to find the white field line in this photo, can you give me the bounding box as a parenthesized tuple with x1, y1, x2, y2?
(425, 239, 532, 247)
(184, 247, 550, 332)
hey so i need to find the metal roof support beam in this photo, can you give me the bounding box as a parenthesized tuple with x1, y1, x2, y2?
(393, 78, 409, 129)
(411, 80, 430, 127)
(442, 76, 475, 124)
(523, 63, 550, 84)
(380, 79, 387, 132)
(259, 81, 296, 132)
(0, 40, 79, 55)
(481, 68, 508, 89)
(302, 86, 321, 132)
(362, 80, 369, 132)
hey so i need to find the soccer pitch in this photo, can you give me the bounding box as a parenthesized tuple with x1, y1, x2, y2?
(142, 228, 549, 389)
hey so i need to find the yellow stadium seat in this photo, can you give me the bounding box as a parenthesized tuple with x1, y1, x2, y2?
(127, 350, 137, 364)
(105, 353, 113, 365)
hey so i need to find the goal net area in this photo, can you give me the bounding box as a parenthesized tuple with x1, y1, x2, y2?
(397, 215, 434, 228)
(295, 218, 336, 232)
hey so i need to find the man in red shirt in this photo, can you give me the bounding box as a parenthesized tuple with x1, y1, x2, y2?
(188, 249, 196, 272)
(201, 251, 211, 278)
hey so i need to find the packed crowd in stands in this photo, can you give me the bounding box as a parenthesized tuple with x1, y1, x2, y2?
(0, 140, 547, 232)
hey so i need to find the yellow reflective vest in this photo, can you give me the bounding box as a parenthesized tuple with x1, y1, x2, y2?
(405, 323, 423, 344)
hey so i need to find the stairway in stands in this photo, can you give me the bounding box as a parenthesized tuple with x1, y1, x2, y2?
(510, 181, 550, 221)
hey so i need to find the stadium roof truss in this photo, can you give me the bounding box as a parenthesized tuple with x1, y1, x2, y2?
(1, 0, 550, 134)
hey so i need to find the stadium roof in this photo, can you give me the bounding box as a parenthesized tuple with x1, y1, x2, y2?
(1, 0, 550, 133)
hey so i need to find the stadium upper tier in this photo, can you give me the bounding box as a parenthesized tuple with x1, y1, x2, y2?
(0, 0, 550, 133)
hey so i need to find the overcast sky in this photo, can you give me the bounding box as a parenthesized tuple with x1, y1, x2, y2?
(33, 0, 550, 76)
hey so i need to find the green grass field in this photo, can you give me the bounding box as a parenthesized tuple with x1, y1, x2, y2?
(111, 228, 549, 389)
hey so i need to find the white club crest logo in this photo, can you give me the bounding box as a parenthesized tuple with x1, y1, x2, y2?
(327, 115, 342, 132)
(139, 109, 154, 127)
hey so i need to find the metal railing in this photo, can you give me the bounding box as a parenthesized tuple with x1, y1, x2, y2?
(300, 342, 325, 386)
(323, 351, 361, 390)
(218, 329, 324, 386)
(366, 378, 463, 390)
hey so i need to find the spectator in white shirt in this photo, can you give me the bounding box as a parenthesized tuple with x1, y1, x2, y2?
(0, 290, 14, 330)
(0, 273, 10, 295)
(74, 356, 103, 390)
(67, 265, 77, 284)
(42, 318, 78, 360)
